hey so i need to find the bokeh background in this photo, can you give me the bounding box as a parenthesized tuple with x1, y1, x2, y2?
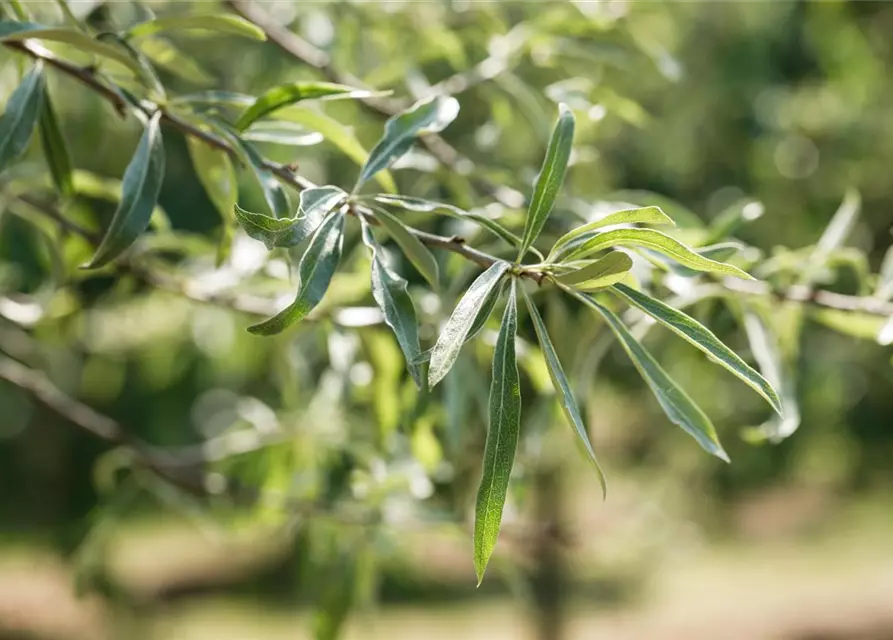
(2, 1, 893, 639)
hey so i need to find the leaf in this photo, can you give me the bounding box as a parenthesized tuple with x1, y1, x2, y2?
(126, 14, 266, 41)
(521, 286, 607, 496)
(518, 103, 575, 259)
(0, 21, 142, 75)
(553, 251, 632, 289)
(360, 221, 423, 387)
(66, 170, 168, 227)
(137, 36, 215, 85)
(238, 140, 290, 218)
(606, 189, 704, 229)
(571, 290, 728, 461)
(474, 279, 521, 585)
(187, 136, 236, 263)
(247, 210, 344, 335)
(0, 63, 44, 173)
(371, 194, 524, 249)
(372, 206, 439, 290)
(428, 260, 510, 388)
(703, 198, 764, 245)
(558, 228, 754, 280)
(236, 82, 385, 131)
(411, 280, 505, 365)
(242, 121, 323, 146)
(802, 189, 861, 284)
(38, 85, 74, 197)
(85, 111, 165, 268)
(278, 106, 397, 194)
(355, 94, 460, 190)
(742, 309, 801, 442)
(612, 283, 782, 415)
(234, 186, 346, 249)
(548, 206, 672, 260)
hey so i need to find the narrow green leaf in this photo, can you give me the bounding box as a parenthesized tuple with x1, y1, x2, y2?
(0, 62, 44, 173)
(238, 140, 290, 218)
(606, 190, 704, 229)
(126, 14, 266, 41)
(518, 103, 575, 259)
(187, 137, 237, 263)
(411, 280, 505, 365)
(521, 286, 607, 496)
(474, 279, 521, 585)
(558, 227, 753, 280)
(612, 283, 782, 415)
(234, 186, 346, 249)
(553, 251, 632, 289)
(371, 194, 524, 249)
(38, 86, 74, 197)
(236, 82, 385, 131)
(85, 111, 165, 268)
(548, 206, 672, 260)
(242, 121, 322, 146)
(571, 290, 728, 461)
(0, 21, 142, 75)
(665, 241, 750, 278)
(278, 106, 397, 194)
(355, 94, 460, 190)
(428, 260, 510, 388)
(137, 36, 215, 85)
(360, 221, 424, 387)
(372, 206, 439, 290)
(247, 211, 344, 335)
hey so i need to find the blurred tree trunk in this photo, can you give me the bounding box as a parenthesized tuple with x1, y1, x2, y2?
(531, 464, 565, 640)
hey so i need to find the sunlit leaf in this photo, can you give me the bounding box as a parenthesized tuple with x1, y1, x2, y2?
(558, 227, 753, 280)
(360, 221, 423, 387)
(613, 283, 782, 414)
(371, 194, 524, 249)
(372, 206, 439, 290)
(0, 21, 142, 75)
(248, 210, 344, 335)
(548, 206, 672, 260)
(802, 189, 861, 284)
(571, 290, 728, 461)
(126, 14, 266, 41)
(355, 94, 460, 190)
(242, 121, 323, 146)
(428, 260, 510, 388)
(606, 190, 704, 229)
(518, 103, 575, 259)
(0, 62, 44, 173)
(521, 286, 606, 496)
(234, 186, 346, 249)
(474, 279, 521, 585)
(236, 82, 385, 131)
(137, 36, 215, 85)
(85, 111, 165, 268)
(38, 85, 73, 197)
(553, 251, 632, 290)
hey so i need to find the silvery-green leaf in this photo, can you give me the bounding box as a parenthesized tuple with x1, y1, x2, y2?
(125, 14, 265, 41)
(248, 211, 344, 335)
(606, 189, 704, 229)
(242, 121, 323, 146)
(558, 227, 753, 280)
(38, 86, 73, 197)
(372, 206, 439, 290)
(234, 186, 346, 249)
(236, 82, 385, 131)
(0, 21, 142, 75)
(0, 63, 44, 173)
(474, 279, 521, 585)
(360, 221, 423, 387)
(518, 103, 575, 259)
(371, 194, 524, 249)
(571, 290, 728, 461)
(612, 283, 782, 415)
(355, 94, 460, 190)
(553, 251, 632, 290)
(521, 286, 606, 496)
(428, 260, 510, 388)
(548, 206, 672, 260)
(86, 111, 165, 268)
(802, 189, 860, 284)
